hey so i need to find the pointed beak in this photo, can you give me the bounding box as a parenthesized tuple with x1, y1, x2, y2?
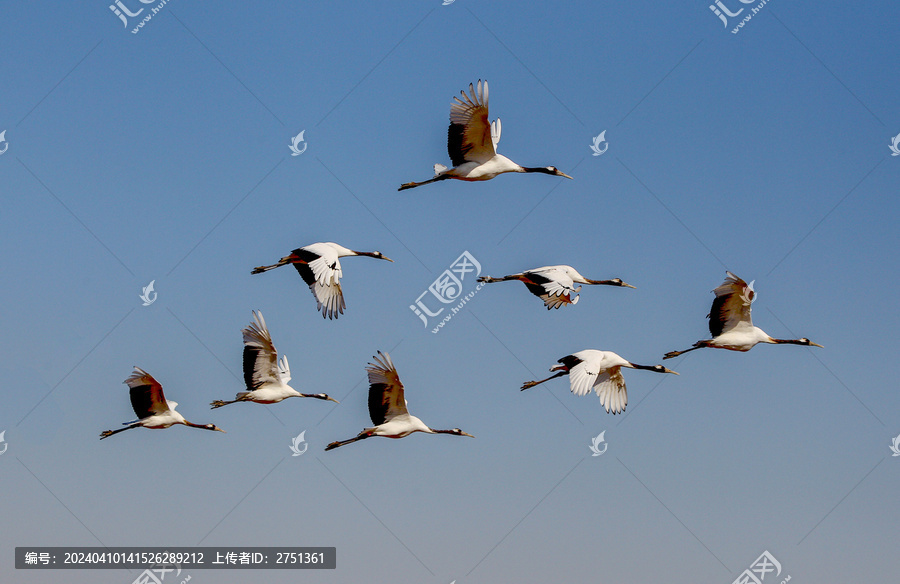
(461, 431, 475, 438)
(621, 282, 636, 289)
(664, 368, 679, 375)
(558, 171, 573, 180)
(809, 342, 824, 348)
(216, 428, 227, 433)
(326, 396, 340, 404)
(382, 256, 394, 262)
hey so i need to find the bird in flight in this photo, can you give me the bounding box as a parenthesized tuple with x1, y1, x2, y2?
(252, 242, 393, 319)
(399, 80, 572, 190)
(478, 265, 634, 309)
(100, 367, 225, 439)
(325, 351, 474, 450)
(663, 271, 823, 359)
(210, 310, 339, 409)
(521, 350, 678, 414)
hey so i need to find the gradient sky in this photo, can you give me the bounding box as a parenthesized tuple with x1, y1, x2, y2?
(2, 1, 899, 582)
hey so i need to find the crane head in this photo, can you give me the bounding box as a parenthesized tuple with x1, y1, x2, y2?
(204, 424, 227, 433)
(546, 166, 573, 179)
(652, 365, 679, 375)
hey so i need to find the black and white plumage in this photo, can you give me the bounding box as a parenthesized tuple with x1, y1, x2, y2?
(478, 265, 634, 309)
(100, 367, 225, 439)
(325, 351, 474, 450)
(251, 242, 393, 319)
(398, 80, 573, 190)
(663, 272, 823, 359)
(521, 350, 678, 414)
(210, 311, 338, 408)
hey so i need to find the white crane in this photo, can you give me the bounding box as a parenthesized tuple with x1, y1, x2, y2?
(100, 367, 225, 439)
(210, 310, 339, 408)
(478, 265, 635, 309)
(325, 351, 474, 450)
(521, 350, 678, 414)
(252, 242, 393, 319)
(663, 271, 823, 359)
(398, 80, 573, 190)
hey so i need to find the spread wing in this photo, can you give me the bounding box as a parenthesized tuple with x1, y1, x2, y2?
(124, 367, 170, 419)
(523, 268, 579, 309)
(567, 357, 598, 397)
(242, 310, 282, 390)
(366, 351, 408, 425)
(708, 271, 754, 337)
(593, 368, 627, 415)
(491, 118, 502, 151)
(291, 245, 346, 320)
(448, 80, 495, 166)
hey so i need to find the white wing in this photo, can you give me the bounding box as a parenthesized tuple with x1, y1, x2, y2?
(278, 354, 291, 384)
(593, 368, 627, 414)
(242, 310, 282, 389)
(568, 359, 598, 397)
(491, 118, 502, 151)
(448, 80, 495, 165)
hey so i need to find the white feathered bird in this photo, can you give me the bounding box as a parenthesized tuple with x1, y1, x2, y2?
(664, 272, 823, 359)
(478, 265, 634, 309)
(252, 242, 393, 319)
(521, 350, 678, 414)
(325, 351, 474, 450)
(210, 311, 338, 408)
(399, 80, 572, 190)
(100, 367, 225, 439)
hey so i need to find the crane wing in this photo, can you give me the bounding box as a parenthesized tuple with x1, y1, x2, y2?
(242, 310, 282, 389)
(124, 367, 170, 419)
(448, 80, 495, 166)
(593, 368, 627, 415)
(278, 354, 292, 384)
(366, 351, 408, 425)
(567, 357, 597, 397)
(523, 269, 579, 309)
(491, 118, 502, 151)
(290, 246, 346, 320)
(708, 271, 754, 337)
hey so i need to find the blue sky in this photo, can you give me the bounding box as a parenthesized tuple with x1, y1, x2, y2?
(2, 1, 899, 582)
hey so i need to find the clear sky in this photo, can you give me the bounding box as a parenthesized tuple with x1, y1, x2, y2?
(2, 1, 899, 582)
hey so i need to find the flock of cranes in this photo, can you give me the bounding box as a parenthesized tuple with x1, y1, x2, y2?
(100, 80, 823, 443)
